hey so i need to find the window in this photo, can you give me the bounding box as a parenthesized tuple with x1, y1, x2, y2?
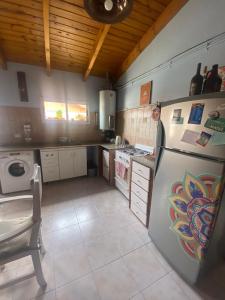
(43, 101, 88, 122)
(44, 101, 66, 120)
(67, 104, 87, 121)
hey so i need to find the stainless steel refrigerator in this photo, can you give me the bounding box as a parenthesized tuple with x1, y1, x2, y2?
(149, 93, 225, 284)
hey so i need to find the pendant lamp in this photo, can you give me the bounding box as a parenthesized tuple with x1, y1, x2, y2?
(84, 0, 133, 24)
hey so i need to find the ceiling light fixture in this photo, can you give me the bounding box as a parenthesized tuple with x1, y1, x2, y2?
(84, 0, 133, 24)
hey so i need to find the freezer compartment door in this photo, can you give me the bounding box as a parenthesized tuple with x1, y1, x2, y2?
(149, 149, 224, 284)
(160, 97, 225, 159)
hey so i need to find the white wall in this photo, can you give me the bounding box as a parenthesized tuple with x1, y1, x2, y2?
(0, 63, 106, 112)
(116, 0, 225, 110)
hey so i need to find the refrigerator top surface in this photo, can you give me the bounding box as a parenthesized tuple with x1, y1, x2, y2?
(160, 97, 225, 160)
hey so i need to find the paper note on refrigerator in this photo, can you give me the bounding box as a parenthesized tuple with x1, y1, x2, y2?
(196, 131, 212, 147)
(181, 130, 200, 145)
(211, 132, 225, 145)
(204, 117, 225, 133)
(188, 103, 204, 124)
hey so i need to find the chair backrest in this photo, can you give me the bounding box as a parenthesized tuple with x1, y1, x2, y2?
(31, 164, 42, 223)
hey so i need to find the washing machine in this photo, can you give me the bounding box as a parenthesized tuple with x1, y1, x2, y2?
(0, 151, 34, 194)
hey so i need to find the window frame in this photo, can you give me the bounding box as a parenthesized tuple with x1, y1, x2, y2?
(41, 98, 90, 124)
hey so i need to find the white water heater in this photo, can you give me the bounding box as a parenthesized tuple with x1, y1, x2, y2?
(99, 90, 116, 131)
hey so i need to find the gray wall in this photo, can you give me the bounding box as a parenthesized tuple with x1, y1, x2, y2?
(116, 0, 225, 110)
(0, 63, 106, 112)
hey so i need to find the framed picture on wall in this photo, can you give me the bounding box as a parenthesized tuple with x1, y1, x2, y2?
(140, 81, 152, 106)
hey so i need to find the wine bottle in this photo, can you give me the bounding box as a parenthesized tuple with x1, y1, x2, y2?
(202, 64, 222, 93)
(189, 63, 203, 96)
(201, 66, 208, 93)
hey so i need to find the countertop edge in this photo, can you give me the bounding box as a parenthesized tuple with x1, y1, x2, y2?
(0, 143, 120, 152)
(131, 155, 155, 169)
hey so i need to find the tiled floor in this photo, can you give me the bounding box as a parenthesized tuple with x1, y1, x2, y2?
(1, 177, 225, 300)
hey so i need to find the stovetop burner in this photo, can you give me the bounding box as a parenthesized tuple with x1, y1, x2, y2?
(118, 146, 149, 156)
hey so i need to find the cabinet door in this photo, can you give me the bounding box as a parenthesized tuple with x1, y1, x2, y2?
(40, 150, 59, 166)
(74, 147, 87, 177)
(40, 150, 60, 182)
(42, 165, 60, 183)
(103, 165, 109, 181)
(59, 149, 74, 179)
(103, 150, 109, 167)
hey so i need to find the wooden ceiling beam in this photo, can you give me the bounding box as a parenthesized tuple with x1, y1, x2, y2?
(43, 0, 51, 74)
(0, 46, 7, 70)
(83, 24, 111, 80)
(147, 0, 166, 13)
(117, 0, 188, 77)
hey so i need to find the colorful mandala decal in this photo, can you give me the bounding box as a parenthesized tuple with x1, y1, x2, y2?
(168, 173, 222, 261)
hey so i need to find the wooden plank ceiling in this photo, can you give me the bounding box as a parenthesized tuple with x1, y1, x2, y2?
(0, 0, 185, 79)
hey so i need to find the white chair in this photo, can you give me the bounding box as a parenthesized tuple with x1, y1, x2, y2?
(0, 164, 47, 288)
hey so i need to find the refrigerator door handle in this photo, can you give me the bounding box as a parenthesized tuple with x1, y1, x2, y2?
(154, 120, 165, 176)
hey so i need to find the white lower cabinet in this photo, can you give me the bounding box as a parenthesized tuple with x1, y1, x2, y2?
(102, 149, 110, 181)
(59, 149, 75, 180)
(103, 165, 109, 180)
(74, 147, 87, 177)
(103, 150, 109, 168)
(41, 147, 87, 182)
(40, 150, 60, 182)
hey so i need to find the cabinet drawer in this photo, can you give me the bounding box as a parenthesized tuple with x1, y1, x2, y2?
(132, 172, 149, 192)
(103, 150, 109, 167)
(131, 182, 148, 203)
(41, 151, 58, 165)
(131, 192, 147, 214)
(132, 161, 150, 180)
(42, 165, 60, 182)
(130, 202, 147, 225)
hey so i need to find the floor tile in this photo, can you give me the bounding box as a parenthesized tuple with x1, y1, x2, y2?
(123, 245, 167, 290)
(101, 210, 137, 233)
(33, 290, 56, 300)
(84, 234, 121, 270)
(130, 222, 151, 244)
(0, 268, 15, 300)
(142, 273, 189, 300)
(2, 177, 225, 300)
(109, 224, 145, 256)
(75, 205, 100, 223)
(0, 287, 13, 300)
(0, 260, 20, 274)
(11, 257, 55, 300)
(56, 274, 100, 300)
(79, 218, 107, 242)
(95, 192, 128, 215)
(42, 211, 78, 233)
(130, 293, 145, 300)
(147, 243, 172, 273)
(93, 258, 138, 300)
(53, 244, 91, 288)
(43, 224, 82, 254)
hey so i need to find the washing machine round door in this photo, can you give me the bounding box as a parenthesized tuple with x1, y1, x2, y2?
(7, 160, 29, 177)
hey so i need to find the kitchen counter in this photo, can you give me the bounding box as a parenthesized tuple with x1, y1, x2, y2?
(132, 155, 155, 169)
(0, 142, 121, 153)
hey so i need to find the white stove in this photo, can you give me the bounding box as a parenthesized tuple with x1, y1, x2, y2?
(118, 144, 153, 156)
(115, 144, 154, 198)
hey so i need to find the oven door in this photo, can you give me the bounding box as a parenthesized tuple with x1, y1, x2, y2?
(115, 160, 130, 185)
